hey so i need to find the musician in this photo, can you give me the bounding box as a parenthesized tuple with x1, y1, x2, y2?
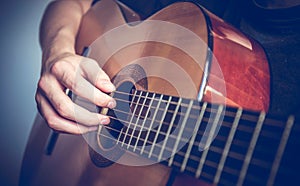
(36, 0, 115, 134)
(35, 0, 229, 134)
(28, 0, 300, 185)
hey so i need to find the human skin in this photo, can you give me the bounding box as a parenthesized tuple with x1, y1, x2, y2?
(36, 0, 116, 134)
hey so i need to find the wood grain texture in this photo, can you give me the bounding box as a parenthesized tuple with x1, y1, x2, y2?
(202, 11, 270, 111)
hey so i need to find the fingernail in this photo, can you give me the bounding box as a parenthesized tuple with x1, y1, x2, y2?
(100, 117, 110, 125)
(107, 100, 116, 109)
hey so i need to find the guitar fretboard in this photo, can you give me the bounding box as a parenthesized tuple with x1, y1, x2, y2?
(99, 89, 300, 185)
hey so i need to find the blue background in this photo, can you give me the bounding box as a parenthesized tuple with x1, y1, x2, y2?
(0, 0, 51, 185)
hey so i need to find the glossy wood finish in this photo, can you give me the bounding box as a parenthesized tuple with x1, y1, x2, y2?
(202, 9, 270, 111)
(20, 0, 270, 185)
(76, 0, 209, 100)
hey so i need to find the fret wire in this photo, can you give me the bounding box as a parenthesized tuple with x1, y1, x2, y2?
(127, 91, 149, 149)
(116, 126, 124, 145)
(133, 93, 155, 152)
(205, 144, 271, 169)
(96, 128, 242, 176)
(95, 109, 296, 185)
(157, 97, 182, 162)
(102, 117, 273, 169)
(111, 107, 283, 142)
(113, 100, 198, 120)
(106, 112, 278, 161)
(237, 112, 266, 186)
(113, 95, 287, 129)
(114, 97, 202, 119)
(148, 95, 172, 158)
(267, 115, 295, 186)
(195, 104, 224, 178)
(177, 159, 218, 182)
(111, 126, 256, 181)
(114, 96, 216, 120)
(168, 99, 193, 166)
(140, 93, 163, 155)
(114, 96, 200, 111)
(180, 102, 207, 172)
(96, 119, 289, 180)
(213, 107, 242, 184)
(108, 111, 282, 157)
(172, 160, 215, 181)
(103, 91, 296, 177)
(120, 89, 139, 147)
(115, 90, 138, 145)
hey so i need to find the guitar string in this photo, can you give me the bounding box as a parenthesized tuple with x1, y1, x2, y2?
(110, 101, 286, 138)
(93, 131, 224, 183)
(84, 90, 295, 182)
(96, 90, 290, 164)
(95, 92, 291, 164)
(106, 108, 282, 144)
(94, 115, 283, 171)
(95, 99, 296, 184)
(101, 122, 274, 165)
(93, 126, 283, 185)
(111, 90, 290, 129)
(102, 116, 281, 163)
(110, 104, 286, 141)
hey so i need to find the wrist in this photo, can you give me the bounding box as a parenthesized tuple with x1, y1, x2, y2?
(41, 29, 76, 66)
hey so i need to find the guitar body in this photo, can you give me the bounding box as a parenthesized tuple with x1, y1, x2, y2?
(20, 0, 270, 185)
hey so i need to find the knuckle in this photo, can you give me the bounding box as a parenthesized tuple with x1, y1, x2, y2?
(71, 78, 80, 91)
(37, 76, 47, 91)
(84, 57, 97, 66)
(55, 102, 70, 118)
(62, 71, 75, 89)
(50, 61, 63, 75)
(46, 115, 59, 129)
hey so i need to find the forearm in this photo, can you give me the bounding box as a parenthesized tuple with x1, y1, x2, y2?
(40, 0, 92, 65)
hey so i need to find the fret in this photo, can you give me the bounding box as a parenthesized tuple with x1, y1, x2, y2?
(120, 90, 141, 147)
(168, 99, 193, 166)
(116, 126, 125, 145)
(127, 91, 149, 149)
(267, 115, 295, 186)
(180, 102, 207, 172)
(148, 96, 172, 158)
(140, 93, 163, 155)
(237, 112, 265, 186)
(116, 90, 137, 145)
(195, 104, 224, 178)
(109, 88, 298, 185)
(157, 98, 182, 162)
(133, 92, 155, 152)
(213, 108, 242, 184)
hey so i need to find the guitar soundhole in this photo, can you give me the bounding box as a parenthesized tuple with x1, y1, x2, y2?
(109, 81, 153, 129)
(103, 81, 179, 151)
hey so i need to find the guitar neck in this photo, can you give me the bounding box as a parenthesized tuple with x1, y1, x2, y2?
(101, 89, 300, 185)
(160, 108, 299, 186)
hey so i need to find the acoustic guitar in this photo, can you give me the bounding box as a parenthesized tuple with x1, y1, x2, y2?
(20, 0, 299, 185)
